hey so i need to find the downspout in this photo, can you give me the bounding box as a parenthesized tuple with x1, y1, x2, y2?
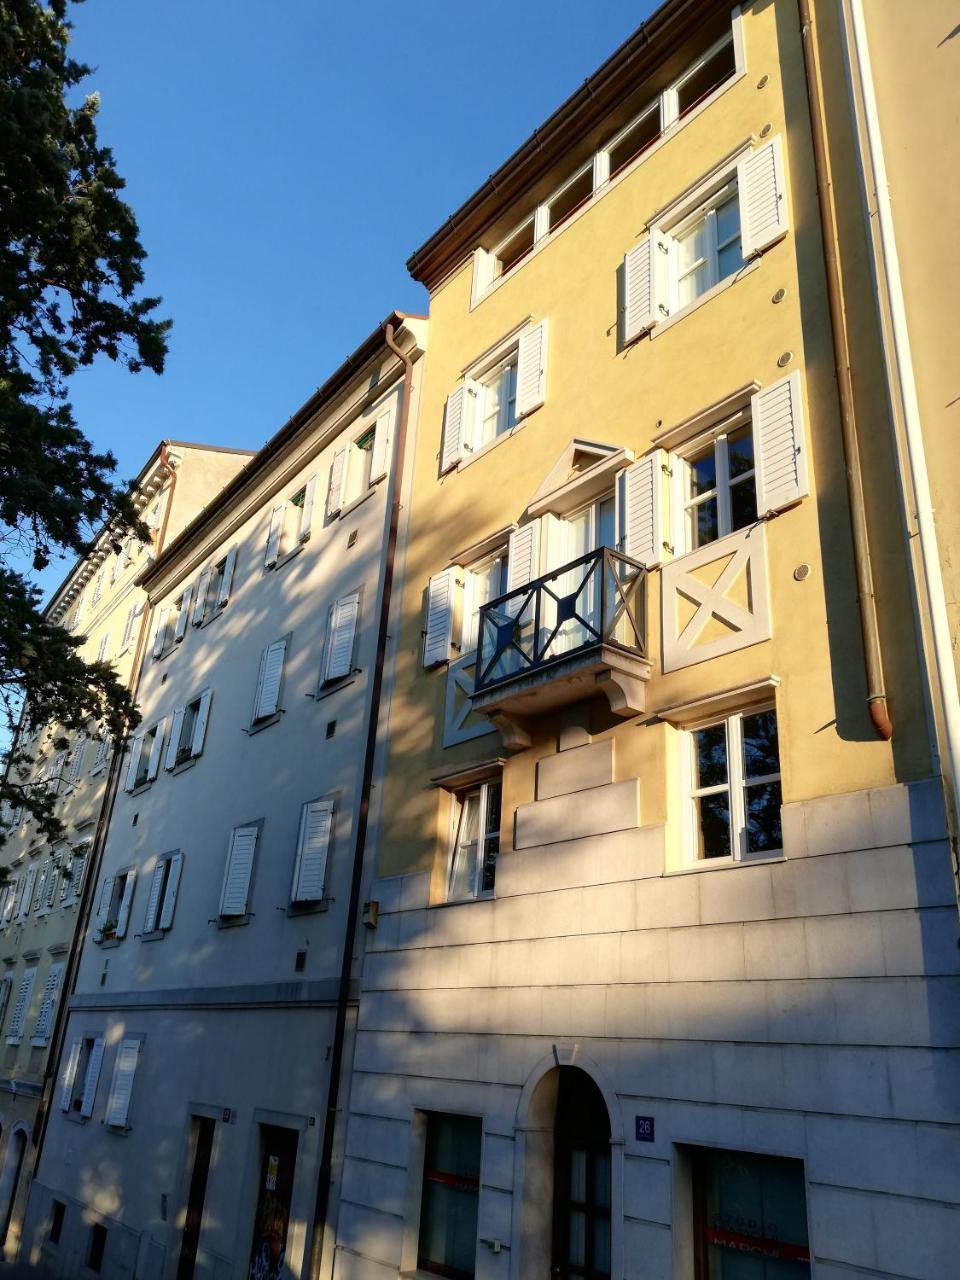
(840, 0, 960, 820)
(308, 321, 414, 1278)
(32, 446, 178, 1152)
(797, 0, 892, 739)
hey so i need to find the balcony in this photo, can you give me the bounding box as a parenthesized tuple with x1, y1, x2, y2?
(471, 547, 651, 748)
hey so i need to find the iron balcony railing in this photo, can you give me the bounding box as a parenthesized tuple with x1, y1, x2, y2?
(474, 546, 647, 695)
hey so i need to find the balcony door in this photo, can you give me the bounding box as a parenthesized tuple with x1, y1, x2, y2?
(547, 495, 616, 656)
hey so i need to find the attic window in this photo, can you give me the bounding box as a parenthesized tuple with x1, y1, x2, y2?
(494, 217, 536, 278)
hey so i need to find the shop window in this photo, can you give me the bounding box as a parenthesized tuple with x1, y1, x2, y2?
(418, 1113, 482, 1278)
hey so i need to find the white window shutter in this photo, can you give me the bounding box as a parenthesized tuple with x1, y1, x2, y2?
(617, 451, 665, 566)
(158, 852, 183, 931)
(32, 962, 64, 1042)
(93, 876, 114, 941)
(165, 707, 185, 771)
(190, 690, 212, 756)
(7, 968, 36, 1042)
(142, 860, 166, 934)
(96, 631, 110, 663)
(120, 603, 137, 651)
(369, 409, 394, 484)
(73, 850, 90, 901)
(59, 859, 72, 903)
(254, 639, 287, 719)
(12, 873, 28, 921)
(115, 870, 137, 939)
(124, 732, 144, 791)
(218, 545, 238, 607)
(2, 881, 16, 925)
(507, 522, 541, 592)
(18, 864, 38, 920)
(147, 719, 167, 782)
(752, 371, 808, 516)
(60, 1038, 83, 1111)
(220, 826, 259, 917)
(80, 1038, 106, 1117)
(92, 567, 106, 604)
(151, 608, 170, 659)
(623, 233, 661, 341)
(33, 862, 49, 912)
(0, 974, 12, 1027)
(93, 733, 111, 772)
(738, 134, 788, 259)
(46, 864, 58, 906)
(298, 474, 318, 543)
(105, 1038, 140, 1128)
(324, 593, 359, 682)
(292, 800, 333, 902)
(440, 382, 477, 474)
(516, 320, 548, 418)
(68, 740, 86, 784)
(174, 587, 193, 643)
(326, 451, 347, 520)
(423, 568, 460, 667)
(192, 569, 212, 625)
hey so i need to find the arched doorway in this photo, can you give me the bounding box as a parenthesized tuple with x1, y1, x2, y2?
(0, 1127, 27, 1248)
(551, 1070, 611, 1279)
(515, 1062, 617, 1280)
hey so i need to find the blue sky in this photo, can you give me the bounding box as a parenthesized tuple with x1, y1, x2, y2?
(41, 0, 656, 597)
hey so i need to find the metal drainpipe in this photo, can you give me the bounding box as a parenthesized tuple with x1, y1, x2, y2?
(308, 321, 414, 1278)
(840, 0, 960, 836)
(797, 0, 892, 740)
(32, 446, 178, 1153)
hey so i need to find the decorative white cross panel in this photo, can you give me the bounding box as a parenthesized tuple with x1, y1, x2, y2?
(443, 655, 497, 748)
(661, 524, 771, 672)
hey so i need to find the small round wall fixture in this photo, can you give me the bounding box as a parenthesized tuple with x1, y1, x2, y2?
(760, 122, 773, 137)
(757, 74, 769, 89)
(772, 288, 786, 304)
(794, 563, 811, 582)
(778, 350, 794, 368)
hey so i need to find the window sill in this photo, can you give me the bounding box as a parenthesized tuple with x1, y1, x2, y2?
(649, 258, 760, 342)
(139, 930, 168, 943)
(4, 1037, 21, 1047)
(431, 892, 495, 909)
(30, 1036, 49, 1049)
(216, 914, 250, 930)
(96, 937, 121, 949)
(314, 675, 357, 703)
(340, 485, 378, 520)
(197, 605, 227, 632)
(170, 756, 199, 777)
(470, 69, 746, 310)
(248, 710, 283, 736)
(128, 781, 154, 798)
(65, 1110, 88, 1125)
(457, 416, 530, 472)
(286, 897, 332, 918)
(664, 853, 785, 877)
(270, 542, 305, 573)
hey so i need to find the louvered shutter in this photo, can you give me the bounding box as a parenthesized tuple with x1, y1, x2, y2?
(0, 974, 12, 1027)
(617, 452, 665, 566)
(369, 409, 394, 484)
(33, 862, 50, 911)
(7, 968, 36, 1041)
(92, 567, 106, 605)
(423, 568, 460, 667)
(220, 826, 259, 917)
(80, 1038, 106, 1117)
(292, 800, 333, 902)
(18, 864, 38, 920)
(59, 859, 72, 903)
(93, 733, 111, 772)
(174, 587, 193, 643)
(12, 873, 27, 921)
(60, 1039, 83, 1111)
(298, 475, 318, 542)
(1, 881, 16, 925)
(105, 1039, 141, 1128)
(45, 863, 59, 906)
(124, 732, 144, 791)
(142, 861, 166, 934)
(324, 594, 359, 682)
(158, 853, 183, 931)
(738, 135, 788, 259)
(326, 451, 347, 520)
(507, 522, 541, 592)
(191, 690, 212, 756)
(441, 382, 478, 474)
(72, 851, 90, 902)
(96, 631, 110, 663)
(120, 603, 137, 652)
(115, 870, 136, 939)
(192, 568, 212, 624)
(623, 234, 661, 341)
(218, 546, 238, 607)
(92, 876, 114, 941)
(152, 607, 170, 658)
(164, 707, 185, 770)
(254, 639, 287, 719)
(68, 740, 86, 784)
(752, 371, 808, 516)
(32, 962, 64, 1043)
(146, 720, 167, 782)
(516, 320, 549, 418)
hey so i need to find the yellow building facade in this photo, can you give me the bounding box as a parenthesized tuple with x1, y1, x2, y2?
(336, 2, 959, 1277)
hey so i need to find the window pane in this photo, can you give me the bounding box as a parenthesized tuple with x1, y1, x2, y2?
(678, 259, 709, 308)
(727, 426, 754, 477)
(696, 793, 731, 859)
(569, 1149, 587, 1201)
(479, 781, 501, 895)
(688, 448, 717, 497)
(717, 237, 743, 283)
(448, 792, 481, 900)
(548, 168, 593, 233)
(594, 1152, 611, 1210)
(419, 1114, 481, 1279)
(691, 497, 720, 548)
(496, 220, 535, 276)
(695, 723, 728, 788)
(678, 218, 708, 276)
(715, 194, 740, 246)
(742, 710, 780, 779)
(677, 38, 737, 117)
(730, 476, 758, 531)
(746, 781, 783, 855)
(608, 107, 660, 178)
(594, 1216, 612, 1272)
(568, 1211, 586, 1268)
(597, 496, 617, 550)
